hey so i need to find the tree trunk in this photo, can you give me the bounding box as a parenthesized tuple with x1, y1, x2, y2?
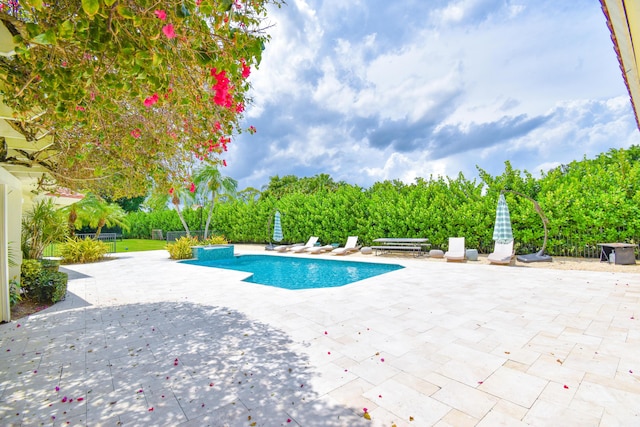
(176, 207, 191, 237)
(204, 198, 215, 239)
(95, 218, 106, 238)
(68, 209, 77, 237)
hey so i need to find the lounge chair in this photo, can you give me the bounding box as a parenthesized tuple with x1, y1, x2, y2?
(273, 243, 303, 252)
(289, 236, 320, 253)
(488, 240, 515, 265)
(332, 236, 360, 255)
(444, 237, 465, 262)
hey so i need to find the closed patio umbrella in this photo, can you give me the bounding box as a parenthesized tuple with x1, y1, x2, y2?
(272, 211, 283, 243)
(492, 194, 513, 244)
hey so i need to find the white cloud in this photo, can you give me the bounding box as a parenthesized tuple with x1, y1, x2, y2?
(227, 0, 640, 192)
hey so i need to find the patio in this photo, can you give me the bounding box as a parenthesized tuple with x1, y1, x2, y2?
(1, 247, 639, 426)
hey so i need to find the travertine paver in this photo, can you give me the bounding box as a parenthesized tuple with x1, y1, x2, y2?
(0, 247, 639, 426)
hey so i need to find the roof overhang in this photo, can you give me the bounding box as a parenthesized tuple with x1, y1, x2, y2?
(601, 0, 640, 130)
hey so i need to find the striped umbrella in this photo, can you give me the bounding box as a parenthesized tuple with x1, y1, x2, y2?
(492, 194, 513, 243)
(272, 211, 283, 242)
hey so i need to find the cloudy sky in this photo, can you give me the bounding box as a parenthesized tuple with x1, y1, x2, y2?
(224, 0, 640, 190)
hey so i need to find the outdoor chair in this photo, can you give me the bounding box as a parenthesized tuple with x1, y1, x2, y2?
(444, 237, 466, 262)
(289, 236, 320, 253)
(332, 236, 360, 255)
(488, 240, 515, 265)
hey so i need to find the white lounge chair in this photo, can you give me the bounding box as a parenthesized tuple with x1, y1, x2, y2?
(273, 243, 303, 252)
(332, 236, 360, 255)
(488, 241, 515, 265)
(444, 237, 465, 262)
(289, 236, 320, 253)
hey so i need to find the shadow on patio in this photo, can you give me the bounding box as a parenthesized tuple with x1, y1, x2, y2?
(0, 300, 369, 426)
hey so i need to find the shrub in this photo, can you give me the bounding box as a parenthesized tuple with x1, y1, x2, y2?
(203, 235, 229, 245)
(21, 259, 42, 283)
(20, 261, 68, 303)
(166, 236, 199, 260)
(59, 237, 109, 263)
(31, 271, 68, 303)
(9, 278, 22, 307)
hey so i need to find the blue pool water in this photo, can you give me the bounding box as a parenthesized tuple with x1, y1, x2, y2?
(182, 255, 404, 290)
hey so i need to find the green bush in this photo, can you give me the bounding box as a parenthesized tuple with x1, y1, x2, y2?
(166, 236, 199, 260)
(21, 259, 42, 283)
(31, 270, 68, 303)
(20, 261, 68, 303)
(59, 237, 109, 263)
(9, 278, 22, 307)
(203, 235, 229, 245)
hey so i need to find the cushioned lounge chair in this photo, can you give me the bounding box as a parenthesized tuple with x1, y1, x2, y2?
(444, 237, 465, 262)
(273, 242, 303, 252)
(488, 241, 515, 265)
(307, 243, 336, 254)
(289, 236, 320, 253)
(332, 236, 360, 255)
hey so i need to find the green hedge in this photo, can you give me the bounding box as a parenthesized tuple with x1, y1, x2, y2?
(125, 146, 640, 256)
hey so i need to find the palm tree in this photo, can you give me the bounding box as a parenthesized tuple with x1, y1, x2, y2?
(193, 165, 238, 239)
(60, 193, 101, 237)
(21, 199, 68, 259)
(147, 183, 196, 236)
(89, 202, 130, 238)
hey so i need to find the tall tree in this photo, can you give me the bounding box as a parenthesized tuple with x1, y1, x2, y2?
(193, 165, 238, 238)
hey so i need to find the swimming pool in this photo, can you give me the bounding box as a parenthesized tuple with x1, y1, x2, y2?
(182, 255, 404, 289)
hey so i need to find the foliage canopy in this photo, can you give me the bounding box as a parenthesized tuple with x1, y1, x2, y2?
(0, 0, 279, 197)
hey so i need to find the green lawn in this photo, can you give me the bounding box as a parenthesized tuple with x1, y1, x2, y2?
(116, 239, 167, 253)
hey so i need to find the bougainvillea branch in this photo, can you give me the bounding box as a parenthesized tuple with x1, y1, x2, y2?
(0, 0, 281, 197)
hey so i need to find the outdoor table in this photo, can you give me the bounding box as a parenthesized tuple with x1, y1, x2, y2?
(371, 238, 430, 256)
(597, 243, 637, 265)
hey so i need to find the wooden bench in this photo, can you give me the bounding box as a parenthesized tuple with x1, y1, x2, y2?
(371, 245, 423, 256)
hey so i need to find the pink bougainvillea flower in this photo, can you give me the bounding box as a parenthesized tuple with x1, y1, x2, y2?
(235, 102, 245, 113)
(563, 385, 569, 389)
(174, 358, 179, 365)
(154, 9, 167, 20)
(287, 419, 291, 423)
(630, 370, 634, 374)
(222, 160, 227, 167)
(61, 397, 68, 403)
(169, 187, 174, 195)
(77, 397, 84, 402)
(209, 383, 214, 387)
(324, 331, 328, 335)
(148, 407, 154, 411)
(55, 386, 60, 392)
(380, 358, 385, 362)
(189, 182, 195, 193)
(162, 24, 176, 39)
(241, 59, 251, 78)
(75, 106, 85, 111)
(327, 351, 331, 355)
(249, 125, 257, 134)
(144, 93, 159, 107)
(363, 408, 368, 413)
(214, 121, 222, 131)
(130, 128, 141, 139)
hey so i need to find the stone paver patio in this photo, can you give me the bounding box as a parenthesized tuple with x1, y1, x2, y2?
(1, 247, 639, 426)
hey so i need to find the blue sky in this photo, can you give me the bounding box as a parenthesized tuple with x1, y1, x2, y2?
(224, 0, 640, 190)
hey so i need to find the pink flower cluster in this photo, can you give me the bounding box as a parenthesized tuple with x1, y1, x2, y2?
(210, 68, 233, 108)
